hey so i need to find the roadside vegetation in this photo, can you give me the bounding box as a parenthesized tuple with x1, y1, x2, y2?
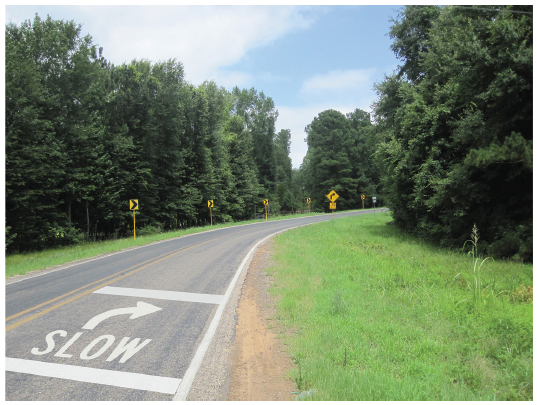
(267, 213, 532, 400)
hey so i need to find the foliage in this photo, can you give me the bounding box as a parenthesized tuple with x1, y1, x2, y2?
(301, 108, 380, 211)
(5, 14, 293, 254)
(372, 5, 532, 261)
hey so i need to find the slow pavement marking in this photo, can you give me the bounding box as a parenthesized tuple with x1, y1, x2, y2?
(6, 357, 181, 395)
(93, 286, 224, 305)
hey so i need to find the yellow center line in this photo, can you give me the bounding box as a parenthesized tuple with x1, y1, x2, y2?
(6, 250, 177, 322)
(6, 229, 248, 332)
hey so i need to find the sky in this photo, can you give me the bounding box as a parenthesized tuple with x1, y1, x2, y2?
(5, 4, 402, 168)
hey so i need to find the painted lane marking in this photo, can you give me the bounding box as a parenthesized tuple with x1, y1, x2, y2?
(82, 301, 162, 330)
(6, 248, 184, 323)
(93, 286, 224, 305)
(6, 229, 249, 332)
(31, 330, 152, 363)
(6, 230, 251, 326)
(6, 357, 181, 395)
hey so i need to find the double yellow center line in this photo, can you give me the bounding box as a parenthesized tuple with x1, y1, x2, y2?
(6, 229, 248, 332)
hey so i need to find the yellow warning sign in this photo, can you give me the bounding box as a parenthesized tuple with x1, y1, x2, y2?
(327, 190, 339, 202)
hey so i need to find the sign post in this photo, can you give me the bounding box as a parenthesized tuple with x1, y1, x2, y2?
(361, 194, 365, 209)
(129, 200, 138, 239)
(208, 200, 214, 225)
(263, 199, 269, 220)
(372, 196, 376, 215)
(307, 198, 311, 213)
(326, 190, 339, 224)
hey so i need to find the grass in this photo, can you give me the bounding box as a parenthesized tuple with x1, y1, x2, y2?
(5, 209, 365, 279)
(265, 213, 533, 401)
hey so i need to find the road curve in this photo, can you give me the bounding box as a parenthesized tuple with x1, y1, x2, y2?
(6, 210, 375, 400)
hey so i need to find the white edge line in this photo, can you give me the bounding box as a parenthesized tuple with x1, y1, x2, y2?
(6, 209, 374, 285)
(6, 357, 182, 395)
(171, 223, 312, 401)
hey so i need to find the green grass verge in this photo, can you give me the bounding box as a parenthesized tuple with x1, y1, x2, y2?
(266, 213, 533, 401)
(5, 209, 361, 279)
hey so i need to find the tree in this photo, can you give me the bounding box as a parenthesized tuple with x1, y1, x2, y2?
(232, 87, 279, 195)
(304, 110, 358, 210)
(389, 5, 442, 83)
(5, 15, 295, 253)
(373, 5, 532, 260)
(274, 129, 293, 187)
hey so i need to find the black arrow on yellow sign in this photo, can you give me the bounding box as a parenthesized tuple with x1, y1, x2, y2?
(130, 199, 138, 210)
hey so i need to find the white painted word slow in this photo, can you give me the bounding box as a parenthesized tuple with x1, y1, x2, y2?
(31, 331, 151, 363)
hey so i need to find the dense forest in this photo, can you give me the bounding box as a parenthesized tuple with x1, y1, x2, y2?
(6, 5, 533, 262)
(6, 14, 295, 253)
(300, 5, 532, 261)
(372, 5, 532, 261)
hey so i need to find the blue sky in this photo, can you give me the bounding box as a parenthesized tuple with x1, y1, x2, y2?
(5, 5, 402, 168)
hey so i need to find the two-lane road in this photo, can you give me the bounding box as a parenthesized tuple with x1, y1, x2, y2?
(6, 210, 374, 400)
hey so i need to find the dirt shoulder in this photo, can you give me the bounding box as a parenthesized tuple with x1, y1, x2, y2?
(184, 237, 297, 401)
(228, 239, 297, 401)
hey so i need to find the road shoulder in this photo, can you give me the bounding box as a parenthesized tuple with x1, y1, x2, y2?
(184, 237, 297, 401)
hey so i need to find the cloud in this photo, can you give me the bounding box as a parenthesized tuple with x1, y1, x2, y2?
(300, 68, 378, 95)
(70, 6, 319, 85)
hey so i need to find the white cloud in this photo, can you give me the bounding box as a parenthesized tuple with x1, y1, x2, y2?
(301, 68, 377, 95)
(70, 6, 318, 85)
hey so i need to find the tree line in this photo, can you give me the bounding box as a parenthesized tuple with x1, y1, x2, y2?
(298, 5, 532, 261)
(6, 14, 294, 253)
(6, 6, 532, 262)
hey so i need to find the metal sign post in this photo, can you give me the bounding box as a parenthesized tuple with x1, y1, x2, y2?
(263, 199, 269, 220)
(330, 202, 336, 225)
(307, 198, 311, 213)
(208, 200, 214, 225)
(326, 191, 339, 226)
(372, 196, 376, 215)
(129, 200, 139, 239)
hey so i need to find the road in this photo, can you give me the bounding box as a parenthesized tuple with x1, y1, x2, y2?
(6, 210, 375, 400)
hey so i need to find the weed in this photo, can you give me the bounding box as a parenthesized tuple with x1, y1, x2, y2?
(461, 224, 499, 309)
(330, 290, 347, 315)
(510, 285, 533, 303)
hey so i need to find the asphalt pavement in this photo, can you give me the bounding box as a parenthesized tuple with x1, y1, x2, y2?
(5, 210, 376, 400)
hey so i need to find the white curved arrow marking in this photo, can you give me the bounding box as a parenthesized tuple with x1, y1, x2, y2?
(82, 301, 162, 330)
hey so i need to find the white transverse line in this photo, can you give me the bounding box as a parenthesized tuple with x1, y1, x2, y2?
(6, 357, 181, 395)
(172, 226, 305, 401)
(93, 286, 223, 305)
